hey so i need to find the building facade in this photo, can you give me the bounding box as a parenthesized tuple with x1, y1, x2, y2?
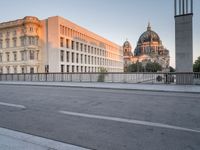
(0, 16, 123, 74)
(123, 23, 170, 72)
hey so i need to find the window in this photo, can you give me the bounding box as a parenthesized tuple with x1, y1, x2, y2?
(66, 51, 69, 62)
(13, 38, 17, 47)
(30, 27, 34, 32)
(21, 67, 25, 74)
(71, 41, 74, 50)
(60, 37, 64, 47)
(6, 52, 10, 62)
(72, 52, 74, 63)
(7, 66, 10, 74)
(13, 52, 17, 61)
(66, 39, 69, 48)
(6, 39, 10, 48)
(84, 45, 87, 52)
(0, 33, 2, 38)
(21, 37, 25, 46)
(88, 46, 90, 53)
(61, 65, 64, 73)
(6, 32, 10, 37)
(81, 54, 83, 64)
(76, 42, 79, 51)
(0, 53, 2, 62)
(14, 67, 17, 74)
(72, 66, 74, 73)
(21, 51, 25, 61)
(0, 40, 2, 49)
(0, 67, 3, 74)
(76, 53, 79, 63)
(60, 50, 64, 62)
(81, 66, 83, 72)
(88, 56, 90, 64)
(85, 55, 87, 64)
(30, 68, 34, 73)
(80, 44, 83, 51)
(30, 51, 34, 60)
(66, 65, 69, 73)
(76, 66, 79, 72)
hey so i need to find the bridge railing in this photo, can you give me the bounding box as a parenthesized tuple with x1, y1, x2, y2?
(0, 72, 200, 85)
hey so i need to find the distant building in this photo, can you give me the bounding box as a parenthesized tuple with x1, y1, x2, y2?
(123, 23, 170, 72)
(0, 16, 123, 74)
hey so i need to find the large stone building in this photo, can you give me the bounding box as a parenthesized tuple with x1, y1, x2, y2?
(123, 23, 170, 72)
(0, 16, 123, 74)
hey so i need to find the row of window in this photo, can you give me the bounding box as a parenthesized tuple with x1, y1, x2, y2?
(60, 50, 121, 67)
(60, 37, 120, 59)
(0, 51, 38, 62)
(0, 36, 39, 49)
(0, 66, 35, 74)
(60, 24, 120, 52)
(0, 27, 37, 39)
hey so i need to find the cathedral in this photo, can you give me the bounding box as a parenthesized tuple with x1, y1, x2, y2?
(123, 23, 170, 72)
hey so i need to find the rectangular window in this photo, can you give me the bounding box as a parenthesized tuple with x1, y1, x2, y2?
(66, 51, 69, 62)
(30, 51, 34, 60)
(76, 53, 79, 63)
(71, 41, 74, 50)
(6, 53, 10, 62)
(14, 67, 17, 74)
(0, 53, 2, 62)
(30, 68, 34, 73)
(76, 42, 79, 51)
(6, 39, 10, 48)
(13, 39, 17, 47)
(13, 52, 17, 61)
(21, 37, 25, 46)
(88, 46, 90, 53)
(72, 52, 74, 63)
(76, 66, 79, 72)
(0, 40, 3, 49)
(60, 37, 64, 47)
(81, 66, 83, 72)
(7, 66, 10, 74)
(84, 45, 87, 52)
(85, 55, 87, 64)
(66, 39, 69, 48)
(88, 56, 90, 64)
(60, 50, 64, 62)
(66, 65, 69, 73)
(81, 54, 83, 64)
(21, 51, 25, 61)
(80, 43, 83, 51)
(61, 65, 64, 73)
(72, 66, 74, 73)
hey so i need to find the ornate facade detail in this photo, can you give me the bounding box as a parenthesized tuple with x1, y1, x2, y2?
(123, 23, 170, 72)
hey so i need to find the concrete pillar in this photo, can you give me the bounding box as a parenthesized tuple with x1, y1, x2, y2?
(175, 0, 193, 84)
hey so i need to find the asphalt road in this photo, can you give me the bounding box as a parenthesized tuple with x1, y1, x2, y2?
(0, 85, 200, 150)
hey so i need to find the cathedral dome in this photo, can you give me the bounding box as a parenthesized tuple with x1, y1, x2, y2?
(137, 23, 161, 44)
(123, 40, 132, 49)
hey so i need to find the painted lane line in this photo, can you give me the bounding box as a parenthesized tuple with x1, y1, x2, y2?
(59, 110, 200, 134)
(0, 102, 26, 109)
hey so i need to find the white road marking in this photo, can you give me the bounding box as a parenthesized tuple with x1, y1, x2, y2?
(59, 110, 200, 133)
(0, 127, 90, 150)
(0, 102, 26, 109)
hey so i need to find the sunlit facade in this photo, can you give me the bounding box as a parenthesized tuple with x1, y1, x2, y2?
(0, 16, 123, 74)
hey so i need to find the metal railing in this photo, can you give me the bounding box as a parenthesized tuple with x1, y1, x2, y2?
(0, 72, 200, 85)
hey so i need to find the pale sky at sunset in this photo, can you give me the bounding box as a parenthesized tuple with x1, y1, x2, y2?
(0, 0, 200, 67)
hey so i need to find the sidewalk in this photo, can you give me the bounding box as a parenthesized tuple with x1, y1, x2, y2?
(0, 81, 200, 93)
(0, 127, 89, 150)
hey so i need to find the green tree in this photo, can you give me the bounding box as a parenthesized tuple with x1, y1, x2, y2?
(145, 62, 162, 72)
(193, 56, 200, 72)
(97, 68, 108, 82)
(127, 62, 144, 72)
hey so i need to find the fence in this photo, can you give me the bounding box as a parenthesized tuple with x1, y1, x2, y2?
(0, 72, 200, 85)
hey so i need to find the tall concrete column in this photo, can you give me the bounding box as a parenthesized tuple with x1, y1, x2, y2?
(175, 0, 193, 84)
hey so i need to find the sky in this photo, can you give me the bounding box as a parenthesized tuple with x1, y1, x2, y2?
(0, 0, 200, 67)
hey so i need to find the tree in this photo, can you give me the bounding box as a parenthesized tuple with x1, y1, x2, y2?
(127, 62, 143, 72)
(145, 62, 162, 72)
(193, 57, 200, 72)
(97, 68, 108, 82)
